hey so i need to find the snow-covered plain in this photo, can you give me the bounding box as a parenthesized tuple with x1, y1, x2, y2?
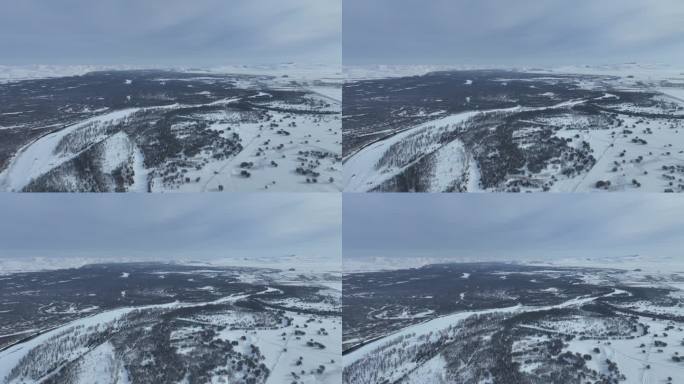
(0, 63, 341, 85)
(164, 98, 341, 193)
(0, 68, 341, 192)
(0, 264, 341, 384)
(0, 65, 148, 84)
(343, 66, 684, 192)
(343, 261, 684, 384)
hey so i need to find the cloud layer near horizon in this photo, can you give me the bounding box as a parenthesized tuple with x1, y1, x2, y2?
(0, 0, 340, 66)
(344, 0, 684, 66)
(0, 194, 340, 261)
(344, 194, 684, 262)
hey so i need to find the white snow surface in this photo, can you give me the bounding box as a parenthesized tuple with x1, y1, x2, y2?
(0, 108, 141, 191)
(166, 103, 341, 193)
(72, 342, 131, 384)
(0, 257, 135, 275)
(1, 95, 340, 192)
(0, 282, 341, 384)
(0, 65, 148, 84)
(344, 99, 588, 192)
(343, 296, 624, 366)
(344, 111, 481, 192)
(0, 254, 341, 277)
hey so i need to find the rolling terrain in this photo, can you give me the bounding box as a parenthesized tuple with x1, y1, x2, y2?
(343, 262, 684, 384)
(0, 263, 342, 384)
(0, 69, 341, 192)
(343, 68, 684, 192)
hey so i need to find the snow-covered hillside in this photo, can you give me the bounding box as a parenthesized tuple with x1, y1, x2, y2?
(343, 68, 684, 192)
(343, 262, 684, 384)
(0, 263, 341, 384)
(0, 69, 341, 192)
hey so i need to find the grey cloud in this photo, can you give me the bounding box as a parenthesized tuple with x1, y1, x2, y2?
(0, 0, 340, 65)
(0, 194, 340, 261)
(343, 194, 684, 261)
(343, 0, 684, 65)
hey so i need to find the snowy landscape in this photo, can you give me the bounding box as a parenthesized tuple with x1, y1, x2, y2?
(343, 261, 684, 384)
(0, 67, 341, 192)
(0, 262, 342, 384)
(343, 65, 684, 192)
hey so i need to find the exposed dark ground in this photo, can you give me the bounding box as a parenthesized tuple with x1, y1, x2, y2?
(0, 262, 341, 384)
(343, 262, 684, 384)
(343, 70, 684, 192)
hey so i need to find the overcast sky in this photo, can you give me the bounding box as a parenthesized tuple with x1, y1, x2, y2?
(0, 0, 340, 66)
(344, 0, 684, 66)
(344, 194, 684, 262)
(0, 194, 340, 261)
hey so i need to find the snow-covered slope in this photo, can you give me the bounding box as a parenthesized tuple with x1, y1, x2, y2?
(0, 108, 141, 191)
(344, 263, 684, 384)
(343, 68, 684, 192)
(0, 264, 341, 384)
(0, 69, 341, 192)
